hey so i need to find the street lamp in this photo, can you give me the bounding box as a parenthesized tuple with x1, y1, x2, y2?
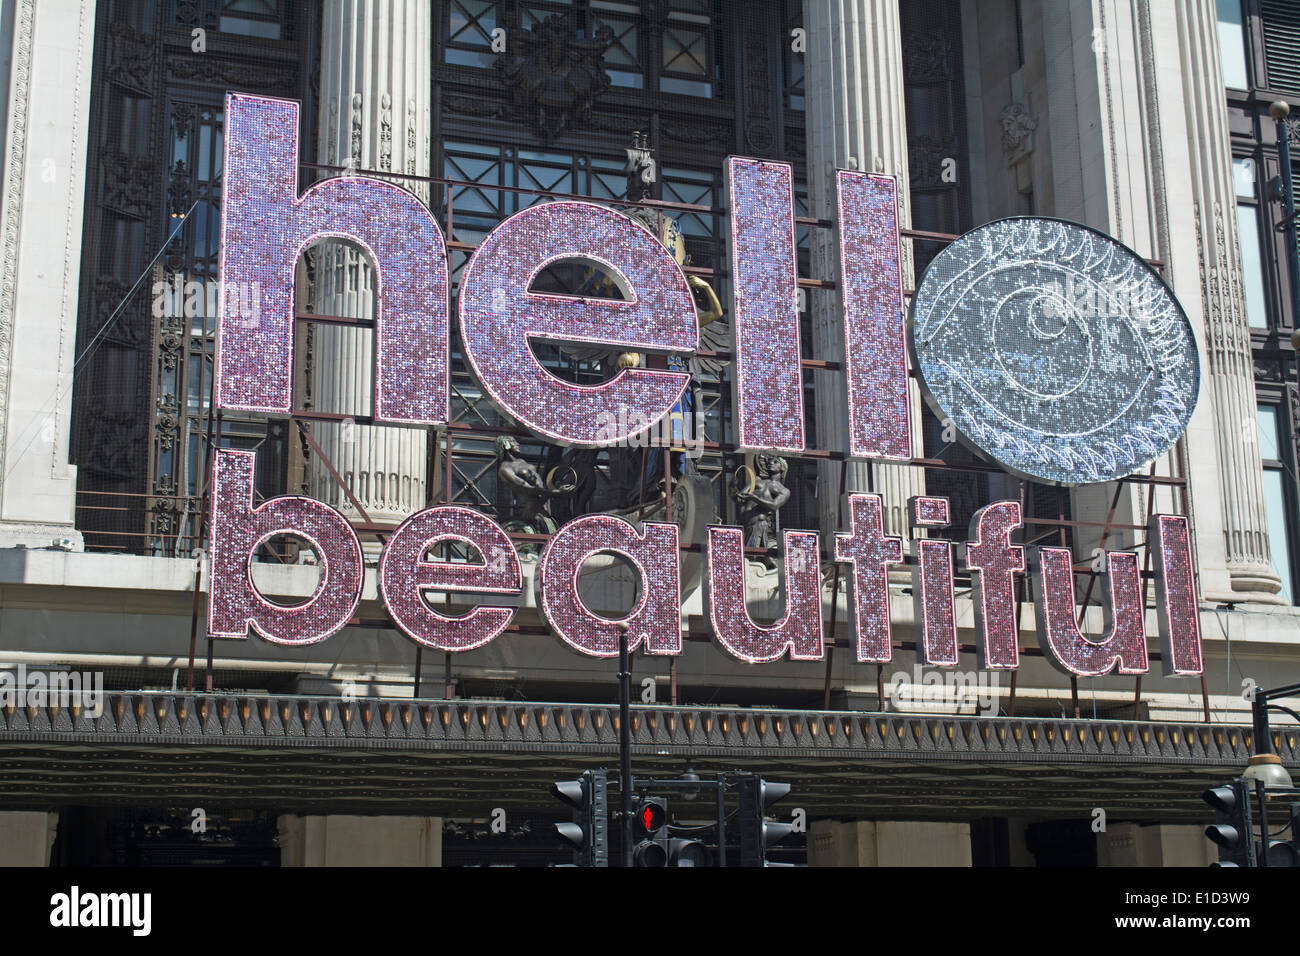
(1243, 753, 1293, 790)
(680, 763, 701, 801)
(1269, 101, 1300, 347)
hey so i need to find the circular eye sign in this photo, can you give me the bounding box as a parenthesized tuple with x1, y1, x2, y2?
(908, 218, 1200, 485)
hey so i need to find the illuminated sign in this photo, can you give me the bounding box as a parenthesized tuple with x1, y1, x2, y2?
(459, 200, 698, 447)
(909, 218, 1200, 485)
(211, 93, 1204, 678)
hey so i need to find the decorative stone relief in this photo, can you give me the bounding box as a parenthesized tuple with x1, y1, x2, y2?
(1000, 102, 1037, 165)
(496, 13, 613, 142)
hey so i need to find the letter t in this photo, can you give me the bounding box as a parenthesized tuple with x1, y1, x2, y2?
(834, 493, 904, 662)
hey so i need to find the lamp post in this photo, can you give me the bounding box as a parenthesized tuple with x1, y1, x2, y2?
(1270, 102, 1300, 620)
(1270, 101, 1300, 351)
(1243, 682, 1300, 866)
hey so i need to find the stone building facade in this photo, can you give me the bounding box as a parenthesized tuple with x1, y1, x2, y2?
(0, 0, 1296, 866)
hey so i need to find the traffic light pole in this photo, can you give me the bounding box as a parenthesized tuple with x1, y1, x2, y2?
(618, 622, 633, 868)
(1251, 681, 1300, 757)
(716, 772, 727, 868)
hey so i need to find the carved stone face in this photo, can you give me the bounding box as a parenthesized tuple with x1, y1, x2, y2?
(755, 454, 786, 479)
(999, 103, 1036, 156)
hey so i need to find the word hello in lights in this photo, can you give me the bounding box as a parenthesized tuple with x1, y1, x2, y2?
(207, 93, 1203, 678)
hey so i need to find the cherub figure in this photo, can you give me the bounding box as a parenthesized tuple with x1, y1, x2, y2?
(495, 435, 572, 535)
(734, 454, 791, 552)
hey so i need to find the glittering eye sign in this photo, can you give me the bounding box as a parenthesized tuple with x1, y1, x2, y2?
(209, 93, 1205, 680)
(908, 218, 1200, 485)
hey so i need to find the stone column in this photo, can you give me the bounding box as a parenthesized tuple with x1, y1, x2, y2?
(807, 819, 972, 866)
(0, 0, 95, 550)
(278, 814, 442, 866)
(0, 810, 57, 866)
(1098, 822, 1216, 867)
(309, 0, 432, 528)
(960, 0, 1279, 602)
(803, 0, 925, 539)
(1172, 0, 1280, 600)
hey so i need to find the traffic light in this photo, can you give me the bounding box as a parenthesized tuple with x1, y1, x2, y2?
(1264, 803, 1300, 867)
(1265, 839, 1300, 866)
(631, 795, 712, 866)
(552, 769, 609, 867)
(738, 775, 794, 867)
(632, 796, 669, 866)
(1202, 778, 1255, 867)
(667, 837, 710, 866)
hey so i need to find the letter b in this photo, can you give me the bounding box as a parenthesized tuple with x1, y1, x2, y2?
(208, 449, 363, 645)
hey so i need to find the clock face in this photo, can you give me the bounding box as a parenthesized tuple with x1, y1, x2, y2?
(908, 218, 1200, 485)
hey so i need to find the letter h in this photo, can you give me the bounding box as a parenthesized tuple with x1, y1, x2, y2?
(215, 92, 449, 423)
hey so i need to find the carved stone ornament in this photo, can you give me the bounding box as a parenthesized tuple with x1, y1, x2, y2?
(168, 56, 295, 96)
(1286, 116, 1300, 150)
(909, 133, 959, 188)
(902, 31, 951, 85)
(167, 158, 191, 218)
(106, 22, 155, 94)
(624, 130, 656, 202)
(496, 13, 614, 142)
(1288, 383, 1300, 449)
(733, 454, 791, 554)
(379, 93, 393, 171)
(1000, 102, 1037, 164)
(102, 152, 154, 221)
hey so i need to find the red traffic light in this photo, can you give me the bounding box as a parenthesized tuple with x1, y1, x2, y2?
(638, 800, 666, 833)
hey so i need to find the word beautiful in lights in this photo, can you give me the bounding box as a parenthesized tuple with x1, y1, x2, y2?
(209, 93, 1204, 679)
